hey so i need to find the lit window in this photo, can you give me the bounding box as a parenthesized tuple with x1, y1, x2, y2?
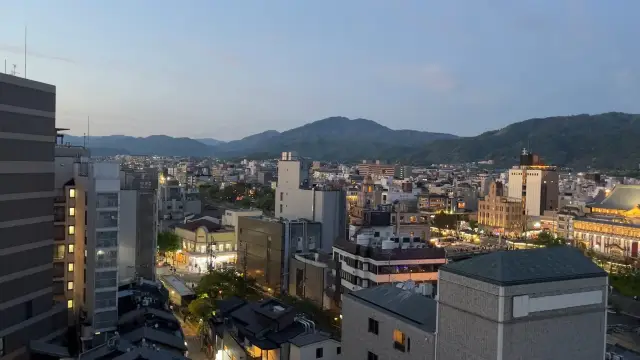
(69, 207, 75, 216)
(68, 225, 75, 235)
(68, 263, 74, 272)
(54, 245, 65, 260)
(69, 188, 76, 198)
(393, 329, 406, 352)
(68, 244, 75, 254)
(67, 281, 74, 290)
(67, 299, 73, 309)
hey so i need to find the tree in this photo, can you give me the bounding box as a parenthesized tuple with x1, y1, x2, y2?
(432, 212, 457, 230)
(535, 231, 566, 247)
(188, 297, 215, 321)
(195, 269, 260, 301)
(157, 231, 181, 254)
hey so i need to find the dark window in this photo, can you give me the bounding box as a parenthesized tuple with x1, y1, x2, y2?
(407, 337, 411, 352)
(0, 81, 55, 112)
(367, 351, 378, 360)
(336, 347, 341, 355)
(374, 231, 380, 237)
(368, 318, 379, 334)
(315, 347, 323, 358)
(26, 300, 33, 319)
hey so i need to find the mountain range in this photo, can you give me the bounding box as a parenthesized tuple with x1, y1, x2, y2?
(62, 113, 640, 169)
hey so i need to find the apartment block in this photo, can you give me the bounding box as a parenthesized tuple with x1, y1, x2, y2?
(53, 140, 91, 324)
(85, 162, 121, 336)
(342, 285, 436, 360)
(0, 73, 68, 359)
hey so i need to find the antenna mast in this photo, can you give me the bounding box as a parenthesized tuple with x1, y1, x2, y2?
(24, 26, 27, 79)
(87, 116, 90, 148)
(11, 64, 19, 76)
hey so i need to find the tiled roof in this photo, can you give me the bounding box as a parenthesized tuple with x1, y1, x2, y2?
(440, 246, 607, 286)
(347, 285, 437, 333)
(174, 218, 221, 232)
(594, 185, 640, 210)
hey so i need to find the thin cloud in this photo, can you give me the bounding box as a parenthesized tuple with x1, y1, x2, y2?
(379, 63, 458, 93)
(0, 44, 75, 63)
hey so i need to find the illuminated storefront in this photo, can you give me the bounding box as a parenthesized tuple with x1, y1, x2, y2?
(573, 220, 640, 258)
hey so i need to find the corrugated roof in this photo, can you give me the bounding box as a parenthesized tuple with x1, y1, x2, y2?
(440, 246, 607, 286)
(347, 285, 437, 333)
(595, 185, 640, 210)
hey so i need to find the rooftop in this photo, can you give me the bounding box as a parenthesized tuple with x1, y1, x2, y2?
(174, 218, 225, 232)
(440, 246, 607, 286)
(346, 285, 437, 333)
(593, 184, 640, 210)
(333, 240, 447, 261)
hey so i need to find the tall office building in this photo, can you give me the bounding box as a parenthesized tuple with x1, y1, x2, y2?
(0, 74, 68, 359)
(507, 148, 559, 217)
(275, 151, 346, 253)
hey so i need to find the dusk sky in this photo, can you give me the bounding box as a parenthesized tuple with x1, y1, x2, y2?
(1, 0, 638, 140)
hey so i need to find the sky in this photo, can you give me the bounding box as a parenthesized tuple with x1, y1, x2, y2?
(1, 0, 638, 140)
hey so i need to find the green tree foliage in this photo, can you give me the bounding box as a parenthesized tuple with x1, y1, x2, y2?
(432, 212, 458, 230)
(188, 297, 215, 321)
(195, 269, 260, 301)
(535, 231, 567, 247)
(157, 231, 181, 253)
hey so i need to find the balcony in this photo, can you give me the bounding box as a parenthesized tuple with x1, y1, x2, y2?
(95, 278, 117, 288)
(53, 262, 65, 278)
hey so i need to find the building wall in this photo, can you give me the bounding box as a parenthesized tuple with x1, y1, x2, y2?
(237, 217, 284, 293)
(436, 271, 607, 360)
(0, 73, 67, 359)
(288, 256, 328, 308)
(118, 189, 137, 284)
(136, 191, 157, 280)
(342, 294, 435, 360)
(290, 339, 341, 360)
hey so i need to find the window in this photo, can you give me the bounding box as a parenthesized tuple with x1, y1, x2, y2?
(67, 299, 73, 309)
(54, 245, 65, 259)
(68, 263, 74, 272)
(68, 225, 75, 235)
(68, 244, 75, 254)
(367, 351, 378, 360)
(393, 329, 406, 352)
(280, 192, 283, 201)
(67, 281, 74, 290)
(315, 347, 323, 358)
(336, 347, 341, 355)
(279, 204, 283, 213)
(69, 188, 76, 198)
(368, 318, 379, 335)
(69, 207, 75, 216)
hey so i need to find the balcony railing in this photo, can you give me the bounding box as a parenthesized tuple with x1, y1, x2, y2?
(96, 260, 117, 269)
(95, 278, 117, 288)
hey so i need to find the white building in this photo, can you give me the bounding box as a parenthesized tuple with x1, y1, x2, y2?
(275, 152, 346, 253)
(85, 162, 121, 336)
(507, 166, 559, 217)
(331, 225, 446, 293)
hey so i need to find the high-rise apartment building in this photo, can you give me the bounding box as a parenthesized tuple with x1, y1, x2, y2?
(0, 73, 68, 359)
(275, 151, 346, 253)
(85, 162, 121, 337)
(119, 168, 158, 282)
(54, 139, 91, 325)
(507, 149, 559, 217)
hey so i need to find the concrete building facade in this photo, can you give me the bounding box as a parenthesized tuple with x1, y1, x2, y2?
(0, 73, 68, 359)
(275, 152, 346, 253)
(436, 247, 608, 360)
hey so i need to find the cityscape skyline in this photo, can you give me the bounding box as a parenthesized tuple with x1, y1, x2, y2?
(1, 0, 639, 140)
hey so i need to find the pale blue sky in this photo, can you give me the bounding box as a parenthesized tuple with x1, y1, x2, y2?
(1, 0, 638, 140)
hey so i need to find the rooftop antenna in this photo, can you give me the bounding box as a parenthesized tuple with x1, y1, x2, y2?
(87, 116, 90, 148)
(11, 64, 19, 76)
(24, 25, 27, 79)
(4, 59, 6, 74)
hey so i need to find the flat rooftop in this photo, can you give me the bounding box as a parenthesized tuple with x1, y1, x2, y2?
(440, 246, 607, 286)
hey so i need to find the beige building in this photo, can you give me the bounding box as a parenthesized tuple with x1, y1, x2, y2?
(478, 182, 523, 231)
(173, 217, 236, 270)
